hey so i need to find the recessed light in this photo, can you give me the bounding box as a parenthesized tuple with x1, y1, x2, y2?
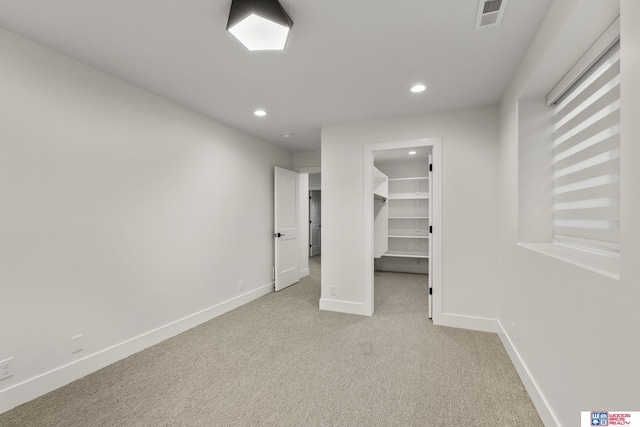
(254, 109, 267, 117)
(410, 84, 427, 93)
(408, 151, 417, 155)
(283, 132, 294, 138)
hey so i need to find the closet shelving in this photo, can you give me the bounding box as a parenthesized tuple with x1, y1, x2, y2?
(385, 176, 430, 260)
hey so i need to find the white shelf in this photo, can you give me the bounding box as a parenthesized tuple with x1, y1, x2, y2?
(388, 235, 429, 239)
(388, 177, 428, 182)
(384, 252, 429, 259)
(387, 195, 429, 200)
(388, 176, 429, 200)
(389, 216, 429, 219)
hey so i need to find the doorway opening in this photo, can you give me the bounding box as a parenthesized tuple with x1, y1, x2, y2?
(308, 172, 321, 258)
(374, 146, 432, 316)
(309, 189, 321, 257)
(363, 138, 442, 322)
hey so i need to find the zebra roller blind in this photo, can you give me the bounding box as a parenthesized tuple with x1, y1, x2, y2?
(553, 40, 620, 256)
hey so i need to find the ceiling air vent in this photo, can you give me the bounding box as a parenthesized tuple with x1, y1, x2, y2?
(475, 0, 508, 30)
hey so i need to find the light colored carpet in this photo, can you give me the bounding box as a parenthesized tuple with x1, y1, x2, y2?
(0, 257, 543, 426)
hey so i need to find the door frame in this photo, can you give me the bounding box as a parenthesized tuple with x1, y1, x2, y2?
(363, 138, 443, 323)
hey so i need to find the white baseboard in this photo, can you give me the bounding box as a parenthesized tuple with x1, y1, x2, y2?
(0, 282, 274, 415)
(441, 313, 500, 333)
(497, 321, 560, 427)
(319, 298, 372, 316)
(300, 268, 310, 278)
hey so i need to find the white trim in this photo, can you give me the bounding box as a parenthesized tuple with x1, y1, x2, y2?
(547, 16, 620, 105)
(0, 282, 274, 415)
(441, 313, 499, 333)
(497, 321, 561, 427)
(518, 242, 620, 280)
(319, 298, 371, 316)
(300, 268, 310, 278)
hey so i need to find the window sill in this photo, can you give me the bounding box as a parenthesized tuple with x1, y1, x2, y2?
(518, 243, 620, 280)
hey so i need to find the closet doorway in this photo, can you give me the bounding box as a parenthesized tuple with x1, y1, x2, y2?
(363, 138, 442, 322)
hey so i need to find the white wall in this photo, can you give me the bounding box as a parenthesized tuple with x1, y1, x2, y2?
(0, 28, 291, 413)
(321, 106, 499, 327)
(497, 0, 639, 425)
(308, 173, 321, 190)
(292, 150, 321, 170)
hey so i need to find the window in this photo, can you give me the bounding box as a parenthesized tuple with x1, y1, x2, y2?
(517, 16, 621, 278)
(549, 39, 620, 257)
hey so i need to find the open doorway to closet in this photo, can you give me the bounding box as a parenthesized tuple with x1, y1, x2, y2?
(374, 146, 432, 313)
(363, 138, 442, 322)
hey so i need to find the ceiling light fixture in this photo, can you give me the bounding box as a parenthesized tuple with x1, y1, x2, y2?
(408, 151, 417, 155)
(410, 84, 427, 93)
(227, 0, 293, 51)
(254, 109, 267, 116)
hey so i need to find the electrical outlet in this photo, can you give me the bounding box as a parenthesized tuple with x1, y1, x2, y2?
(330, 286, 336, 296)
(239, 280, 244, 292)
(0, 358, 14, 381)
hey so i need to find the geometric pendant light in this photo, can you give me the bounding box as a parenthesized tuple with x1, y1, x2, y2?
(227, 0, 293, 51)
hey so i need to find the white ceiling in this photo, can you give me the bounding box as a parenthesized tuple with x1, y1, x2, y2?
(374, 146, 431, 163)
(0, 0, 553, 153)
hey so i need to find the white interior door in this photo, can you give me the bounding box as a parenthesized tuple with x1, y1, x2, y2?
(309, 190, 321, 256)
(275, 167, 300, 291)
(428, 154, 433, 318)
